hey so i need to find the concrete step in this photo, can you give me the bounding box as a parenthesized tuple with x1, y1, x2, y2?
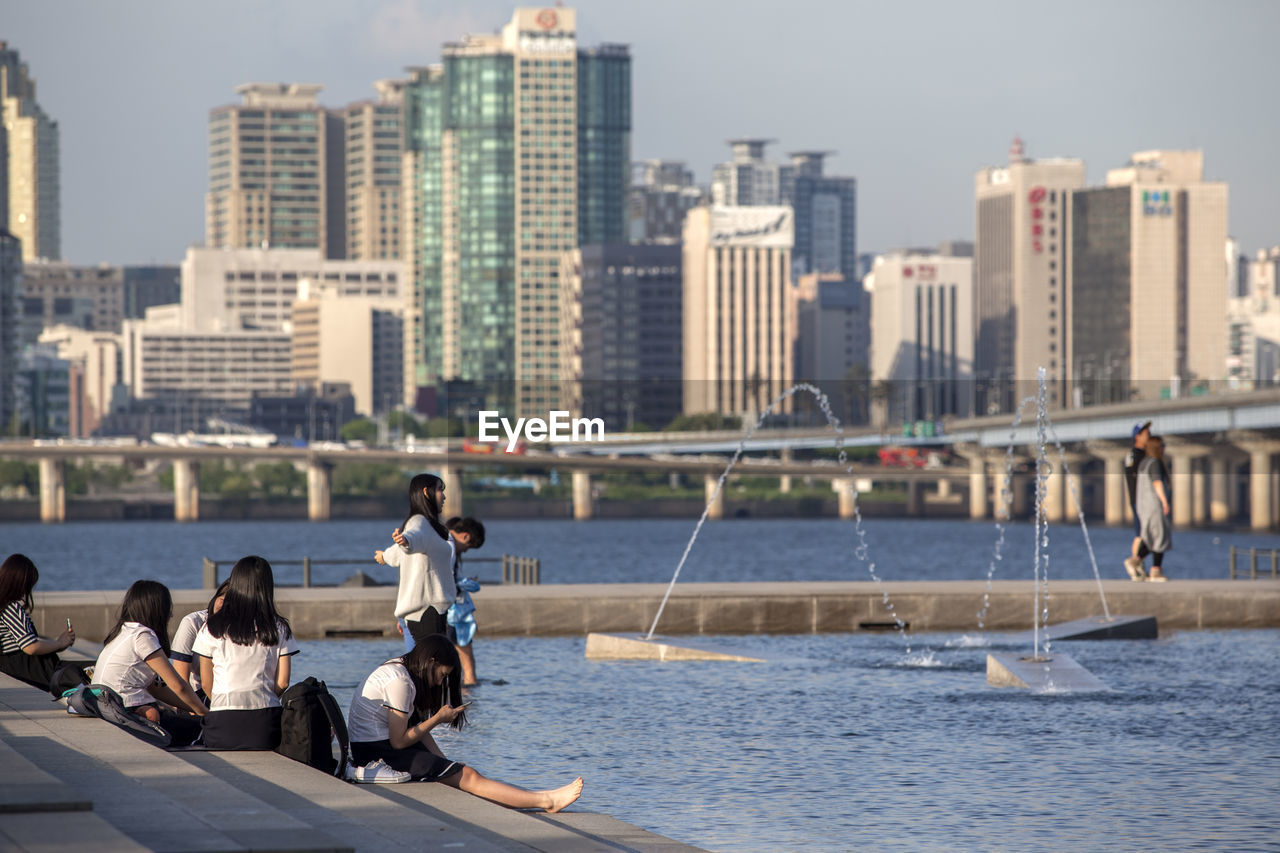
(1, 674, 702, 852)
(0, 674, 350, 852)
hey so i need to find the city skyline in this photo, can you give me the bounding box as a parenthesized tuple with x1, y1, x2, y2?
(7, 0, 1280, 265)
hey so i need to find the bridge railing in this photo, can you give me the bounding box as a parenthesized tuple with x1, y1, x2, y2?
(1228, 546, 1280, 580)
(201, 555, 539, 589)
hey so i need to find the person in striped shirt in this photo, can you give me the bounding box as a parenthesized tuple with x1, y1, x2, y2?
(0, 553, 76, 691)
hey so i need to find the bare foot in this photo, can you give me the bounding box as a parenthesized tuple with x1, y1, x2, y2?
(139, 706, 161, 723)
(544, 777, 584, 813)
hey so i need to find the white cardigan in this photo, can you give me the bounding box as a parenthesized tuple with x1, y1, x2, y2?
(384, 514, 457, 621)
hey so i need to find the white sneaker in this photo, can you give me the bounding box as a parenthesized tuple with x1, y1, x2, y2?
(348, 759, 410, 784)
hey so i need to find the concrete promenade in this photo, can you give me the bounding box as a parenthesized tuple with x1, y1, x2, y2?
(31, 580, 1280, 641)
(0, 670, 701, 852)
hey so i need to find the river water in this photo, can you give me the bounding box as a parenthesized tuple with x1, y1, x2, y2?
(3, 516, 1277, 590)
(313, 630, 1280, 852)
(6, 516, 1278, 849)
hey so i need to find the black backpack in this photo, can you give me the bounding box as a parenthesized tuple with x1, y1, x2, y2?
(275, 677, 349, 778)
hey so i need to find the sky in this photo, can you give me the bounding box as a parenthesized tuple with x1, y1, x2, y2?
(7, 0, 1280, 266)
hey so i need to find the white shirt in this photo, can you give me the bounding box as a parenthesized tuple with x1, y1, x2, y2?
(192, 621, 299, 711)
(93, 622, 163, 708)
(384, 514, 457, 621)
(347, 661, 416, 743)
(170, 608, 208, 692)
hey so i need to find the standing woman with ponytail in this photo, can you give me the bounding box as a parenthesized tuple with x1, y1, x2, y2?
(377, 473, 456, 650)
(193, 556, 298, 749)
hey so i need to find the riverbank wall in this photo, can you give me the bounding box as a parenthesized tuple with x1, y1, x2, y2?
(31, 580, 1280, 642)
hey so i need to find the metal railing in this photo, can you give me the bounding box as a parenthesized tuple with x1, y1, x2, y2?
(1228, 546, 1280, 580)
(202, 554, 540, 589)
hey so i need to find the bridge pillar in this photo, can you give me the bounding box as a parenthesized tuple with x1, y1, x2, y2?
(1246, 445, 1277, 531)
(906, 479, 923, 516)
(1167, 442, 1210, 529)
(1085, 442, 1129, 527)
(173, 459, 200, 523)
(1042, 461, 1065, 523)
(1190, 459, 1207, 525)
(936, 477, 952, 498)
(968, 456, 988, 519)
(1209, 456, 1231, 523)
(572, 470, 593, 520)
(38, 457, 65, 524)
(307, 460, 332, 521)
(440, 464, 464, 519)
(779, 447, 792, 494)
(705, 474, 725, 521)
(832, 478, 856, 519)
(1010, 472, 1030, 519)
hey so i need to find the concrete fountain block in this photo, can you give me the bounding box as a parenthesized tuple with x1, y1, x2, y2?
(585, 633, 765, 662)
(1011, 614, 1158, 644)
(986, 651, 1109, 691)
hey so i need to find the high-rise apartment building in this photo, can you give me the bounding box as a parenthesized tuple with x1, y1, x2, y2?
(864, 249, 974, 423)
(402, 7, 630, 414)
(0, 230, 20, 430)
(974, 138, 1085, 411)
(789, 151, 857, 279)
(207, 84, 338, 256)
(345, 79, 406, 261)
(711, 139, 793, 207)
(628, 160, 706, 244)
(1, 42, 59, 262)
(1066, 150, 1228, 402)
(683, 205, 794, 417)
(560, 243, 682, 430)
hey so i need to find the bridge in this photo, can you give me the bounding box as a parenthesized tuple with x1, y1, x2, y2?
(2, 388, 1278, 529)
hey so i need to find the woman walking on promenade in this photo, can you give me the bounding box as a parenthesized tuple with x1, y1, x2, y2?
(347, 633, 584, 811)
(1135, 435, 1172, 582)
(378, 473, 456, 649)
(93, 580, 206, 744)
(0, 553, 76, 691)
(193, 556, 299, 749)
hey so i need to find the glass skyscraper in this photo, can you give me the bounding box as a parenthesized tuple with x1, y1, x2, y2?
(402, 7, 629, 413)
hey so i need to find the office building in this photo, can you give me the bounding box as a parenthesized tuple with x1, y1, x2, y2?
(974, 137, 1085, 411)
(1226, 245, 1280, 387)
(207, 83, 339, 256)
(1065, 150, 1228, 402)
(628, 160, 707, 244)
(249, 383, 355, 443)
(291, 279, 404, 416)
(402, 7, 631, 414)
(1, 42, 59, 261)
(789, 151, 857, 278)
(864, 249, 974, 423)
(37, 324, 124, 437)
(791, 273, 870, 425)
(560, 242, 682, 430)
(683, 205, 794, 417)
(178, 247, 402, 333)
(345, 79, 406, 261)
(19, 260, 124, 344)
(711, 139, 792, 207)
(0, 230, 19, 431)
(15, 343, 70, 436)
(120, 312, 293, 413)
(123, 265, 180, 320)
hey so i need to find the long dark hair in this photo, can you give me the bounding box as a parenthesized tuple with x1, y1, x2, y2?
(205, 556, 292, 646)
(397, 634, 466, 729)
(207, 578, 231, 613)
(403, 473, 449, 540)
(104, 580, 174, 655)
(0, 554, 39, 613)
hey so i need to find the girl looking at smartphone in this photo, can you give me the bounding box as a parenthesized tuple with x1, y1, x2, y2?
(346, 633, 583, 812)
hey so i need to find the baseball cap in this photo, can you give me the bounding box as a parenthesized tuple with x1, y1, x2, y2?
(1132, 420, 1152, 439)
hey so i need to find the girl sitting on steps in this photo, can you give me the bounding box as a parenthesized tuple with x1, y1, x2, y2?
(347, 633, 583, 812)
